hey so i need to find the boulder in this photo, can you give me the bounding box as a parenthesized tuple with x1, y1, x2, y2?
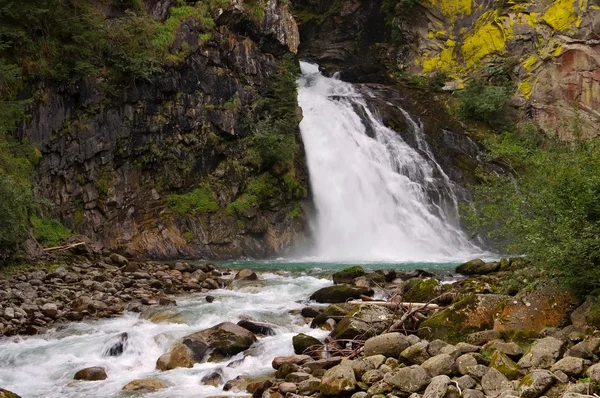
(489, 351, 521, 380)
(423, 375, 450, 398)
(74, 367, 107, 381)
(467, 330, 501, 346)
(383, 365, 431, 393)
(551, 356, 585, 377)
(421, 354, 457, 377)
(122, 378, 167, 393)
(517, 337, 566, 370)
(402, 278, 443, 302)
(181, 322, 256, 362)
(586, 363, 600, 383)
(320, 365, 356, 396)
(272, 355, 312, 370)
(110, 253, 128, 266)
(331, 304, 393, 340)
(483, 340, 524, 358)
(285, 372, 311, 383)
(364, 333, 411, 358)
(456, 354, 478, 376)
(237, 320, 276, 336)
(418, 294, 509, 343)
(41, 303, 58, 319)
(235, 269, 258, 280)
(456, 259, 500, 275)
(332, 266, 365, 284)
(201, 371, 224, 387)
(156, 344, 195, 370)
(311, 304, 347, 329)
(292, 333, 322, 356)
(517, 370, 555, 398)
(278, 382, 297, 393)
(298, 377, 321, 395)
(401, 341, 431, 365)
(481, 368, 513, 396)
(309, 285, 373, 303)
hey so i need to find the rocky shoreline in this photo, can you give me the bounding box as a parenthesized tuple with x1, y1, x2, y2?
(1, 257, 600, 398)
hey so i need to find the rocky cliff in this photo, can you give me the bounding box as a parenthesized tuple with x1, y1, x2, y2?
(16, 0, 308, 260)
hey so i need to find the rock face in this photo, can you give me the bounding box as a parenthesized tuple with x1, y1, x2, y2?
(18, 0, 307, 260)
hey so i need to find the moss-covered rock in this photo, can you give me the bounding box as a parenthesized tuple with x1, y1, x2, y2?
(309, 285, 373, 303)
(418, 294, 509, 343)
(489, 351, 521, 380)
(402, 278, 444, 302)
(331, 304, 394, 341)
(456, 259, 500, 275)
(332, 266, 365, 284)
(0, 389, 22, 398)
(293, 333, 323, 355)
(311, 304, 348, 328)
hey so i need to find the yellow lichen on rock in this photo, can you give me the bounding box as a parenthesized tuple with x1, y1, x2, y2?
(542, 0, 579, 31)
(461, 13, 512, 68)
(523, 55, 538, 71)
(427, 0, 473, 22)
(518, 78, 538, 100)
(422, 47, 456, 73)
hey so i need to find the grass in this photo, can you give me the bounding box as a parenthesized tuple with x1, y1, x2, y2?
(30, 216, 72, 247)
(167, 184, 219, 216)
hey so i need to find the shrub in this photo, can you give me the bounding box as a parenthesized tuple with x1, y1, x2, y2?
(464, 129, 600, 292)
(167, 184, 219, 216)
(457, 80, 512, 125)
(30, 216, 72, 247)
(0, 175, 32, 251)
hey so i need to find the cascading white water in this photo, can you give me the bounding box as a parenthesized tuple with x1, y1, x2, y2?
(298, 62, 480, 262)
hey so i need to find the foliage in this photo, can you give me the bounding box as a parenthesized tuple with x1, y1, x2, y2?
(226, 173, 279, 217)
(456, 80, 512, 125)
(30, 216, 72, 247)
(464, 127, 600, 292)
(167, 184, 219, 216)
(0, 174, 32, 254)
(113, 0, 144, 11)
(381, 0, 419, 45)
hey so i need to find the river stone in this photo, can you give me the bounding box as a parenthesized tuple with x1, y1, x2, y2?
(468, 330, 501, 345)
(278, 382, 297, 393)
(483, 340, 524, 358)
(304, 357, 343, 373)
(361, 369, 383, 384)
(462, 389, 485, 398)
(518, 370, 555, 398)
(490, 350, 521, 380)
(456, 342, 480, 355)
(551, 356, 585, 376)
(272, 355, 312, 369)
(455, 375, 476, 390)
(383, 365, 431, 392)
(285, 372, 311, 383)
(156, 344, 195, 370)
(332, 266, 365, 284)
(331, 304, 393, 340)
(311, 304, 347, 328)
(586, 363, 600, 383)
(366, 380, 393, 396)
(292, 333, 323, 356)
(364, 332, 411, 358)
(401, 341, 431, 365)
(309, 285, 373, 303)
(351, 393, 368, 398)
(0, 389, 21, 398)
(235, 269, 258, 280)
(110, 253, 128, 266)
(456, 259, 500, 275)
(320, 364, 356, 395)
(517, 337, 566, 370)
(103, 332, 128, 357)
(201, 371, 224, 387)
(182, 322, 256, 362)
(421, 354, 457, 377)
(423, 375, 450, 398)
(481, 368, 513, 396)
(456, 354, 478, 376)
(41, 303, 58, 318)
(237, 320, 276, 336)
(74, 367, 108, 381)
(122, 378, 167, 392)
(298, 377, 321, 395)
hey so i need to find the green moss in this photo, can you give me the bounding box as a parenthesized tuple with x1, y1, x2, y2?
(403, 278, 441, 302)
(31, 216, 72, 247)
(182, 231, 194, 242)
(289, 203, 301, 219)
(167, 184, 219, 216)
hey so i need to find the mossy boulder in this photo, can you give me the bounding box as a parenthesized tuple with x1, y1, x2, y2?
(418, 294, 510, 343)
(311, 304, 347, 328)
(180, 322, 257, 363)
(332, 266, 365, 284)
(331, 304, 394, 340)
(489, 351, 521, 380)
(402, 278, 443, 302)
(456, 259, 500, 275)
(309, 285, 373, 304)
(293, 333, 323, 355)
(0, 389, 21, 398)
(320, 364, 356, 395)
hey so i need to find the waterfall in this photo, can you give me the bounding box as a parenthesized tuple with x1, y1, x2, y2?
(297, 62, 480, 262)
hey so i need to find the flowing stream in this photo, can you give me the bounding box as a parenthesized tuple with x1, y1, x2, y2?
(298, 62, 480, 262)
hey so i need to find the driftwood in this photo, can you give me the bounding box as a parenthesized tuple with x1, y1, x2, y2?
(42, 242, 86, 252)
(346, 300, 441, 310)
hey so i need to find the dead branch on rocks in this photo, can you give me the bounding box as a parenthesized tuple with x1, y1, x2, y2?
(42, 242, 87, 252)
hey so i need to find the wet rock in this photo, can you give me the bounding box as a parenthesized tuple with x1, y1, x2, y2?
(309, 285, 373, 303)
(517, 370, 555, 398)
(234, 269, 258, 280)
(320, 364, 356, 396)
(292, 333, 322, 356)
(201, 371, 224, 387)
(103, 332, 128, 357)
(364, 332, 411, 358)
(517, 337, 566, 370)
(332, 266, 365, 284)
(300, 306, 321, 318)
(74, 367, 108, 381)
(551, 356, 585, 377)
(246, 379, 273, 396)
(122, 378, 167, 392)
(156, 344, 195, 370)
(181, 322, 256, 362)
(423, 375, 450, 398)
(206, 295, 215, 303)
(401, 341, 431, 365)
(238, 320, 276, 336)
(421, 354, 457, 377)
(456, 259, 500, 275)
(383, 365, 431, 393)
(223, 375, 252, 392)
(481, 368, 513, 396)
(331, 304, 393, 340)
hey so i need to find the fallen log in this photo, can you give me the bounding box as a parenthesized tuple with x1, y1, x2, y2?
(346, 300, 441, 310)
(42, 242, 87, 252)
